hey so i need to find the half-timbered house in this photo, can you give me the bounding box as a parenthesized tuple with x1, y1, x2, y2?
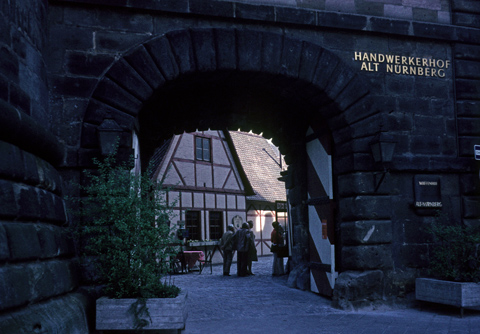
(150, 130, 288, 261)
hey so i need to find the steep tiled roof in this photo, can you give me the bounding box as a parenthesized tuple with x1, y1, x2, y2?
(228, 131, 286, 203)
(148, 138, 172, 179)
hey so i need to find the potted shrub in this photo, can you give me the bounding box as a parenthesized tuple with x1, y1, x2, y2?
(416, 213, 480, 317)
(72, 153, 187, 331)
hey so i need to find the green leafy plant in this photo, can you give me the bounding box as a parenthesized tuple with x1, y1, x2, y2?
(428, 213, 480, 282)
(72, 152, 180, 299)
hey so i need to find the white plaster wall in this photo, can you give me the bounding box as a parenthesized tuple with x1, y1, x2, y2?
(196, 163, 212, 187)
(175, 133, 194, 160)
(205, 193, 216, 208)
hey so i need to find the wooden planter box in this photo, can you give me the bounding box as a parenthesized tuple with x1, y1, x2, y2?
(96, 290, 188, 332)
(416, 278, 480, 316)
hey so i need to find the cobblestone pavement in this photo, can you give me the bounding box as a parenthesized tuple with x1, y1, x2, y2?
(171, 256, 480, 334)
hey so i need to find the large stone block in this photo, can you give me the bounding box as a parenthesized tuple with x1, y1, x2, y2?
(342, 244, 393, 270)
(281, 37, 304, 78)
(338, 173, 376, 196)
(167, 30, 196, 75)
(342, 220, 392, 245)
(50, 75, 96, 98)
(9, 83, 31, 115)
(92, 77, 142, 115)
(339, 195, 392, 221)
(454, 44, 480, 61)
(35, 224, 72, 258)
(0, 292, 90, 333)
(275, 6, 316, 25)
(317, 11, 367, 30)
(4, 223, 41, 260)
(124, 45, 165, 89)
(237, 30, 263, 72)
(97, 10, 153, 33)
(398, 243, 429, 268)
(458, 117, 480, 136)
(370, 17, 410, 35)
(0, 141, 24, 180)
(145, 36, 180, 80)
(64, 51, 114, 77)
(0, 223, 9, 260)
(236, 2, 275, 21)
(0, 264, 32, 311)
(190, 29, 217, 73)
(190, 1, 234, 18)
(287, 262, 310, 291)
(107, 58, 152, 101)
(260, 31, 283, 74)
(463, 196, 480, 218)
(96, 30, 150, 52)
(332, 270, 384, 310)
(456, 78, 480, 100)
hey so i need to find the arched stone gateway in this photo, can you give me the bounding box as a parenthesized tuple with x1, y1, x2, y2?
(80, 28, 388, 306)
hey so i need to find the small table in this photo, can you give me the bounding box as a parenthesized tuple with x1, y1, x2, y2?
(187, 241, 220, 274)
(178, 251, 204, 271)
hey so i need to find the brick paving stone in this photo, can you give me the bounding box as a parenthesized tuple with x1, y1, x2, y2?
(169, 256, 480, 334)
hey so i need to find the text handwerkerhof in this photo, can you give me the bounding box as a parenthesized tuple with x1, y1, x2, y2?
(353, 51, 450, 78)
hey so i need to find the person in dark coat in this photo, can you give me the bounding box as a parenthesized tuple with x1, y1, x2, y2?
(247, 220, 258, 275)
(219, 224, 235, 276)
(271, 221, 285, 276)
(232, 222, 250, 277)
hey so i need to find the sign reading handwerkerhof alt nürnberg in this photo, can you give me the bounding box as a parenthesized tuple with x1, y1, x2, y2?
(414, 175, 442, 209)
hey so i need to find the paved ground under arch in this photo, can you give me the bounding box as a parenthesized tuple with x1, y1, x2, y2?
(171, 256, 480, 334)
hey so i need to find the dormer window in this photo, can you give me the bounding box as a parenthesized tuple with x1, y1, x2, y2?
(195, 136, 211, 162)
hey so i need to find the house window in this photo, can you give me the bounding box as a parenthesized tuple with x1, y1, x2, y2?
(185, 211, 201, 240)
(195, 137, 211, 162)
(209, 211, 223, 240)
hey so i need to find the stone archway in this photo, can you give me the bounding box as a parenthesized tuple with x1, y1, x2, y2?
(80, 28, 376, 163)
(80, 28, 384, 300)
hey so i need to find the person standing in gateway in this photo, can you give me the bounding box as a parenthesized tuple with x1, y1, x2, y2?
(219, 224, 235, 276)
(232, 222, 251, 277)
(247, 220, 258, 275)
(271, 221, 285, 276)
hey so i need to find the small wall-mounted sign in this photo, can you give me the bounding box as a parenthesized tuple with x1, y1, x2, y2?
(475, 145, 480, 160)
(275, 201, 288, 212)
(321, 219, 328, 240)
(414, 175, 442, 209)
(232, 215, 243, 229)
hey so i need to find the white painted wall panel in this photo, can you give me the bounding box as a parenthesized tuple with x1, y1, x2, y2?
(212, 138, 230, 165)
(176, 161, 195, 186)
(224, 173, 240, 190)
(181, 192, 192, 207)
(174, 133, 194, 160)
(205, 193, 215, 208)
(169, 191, 180, 207)
(193, 192, 204, 208)
(163, 163, 182, 186)
(213, 166, 229, 189)
(217, 194, 226, 209)
(196, 163, 212, 188)
(237, 196, 246, 210)
(227, 195, 236, 209)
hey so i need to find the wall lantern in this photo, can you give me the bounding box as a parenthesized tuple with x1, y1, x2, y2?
(370, 134, 396, 192)
(97, 114, 122, 156)
(370, 134, 396, 164)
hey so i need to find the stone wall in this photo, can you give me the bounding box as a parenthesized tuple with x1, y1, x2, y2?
(218, 0, 452, 24)
(45, 0, 480, 311)
(0, 1, 90, 333)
